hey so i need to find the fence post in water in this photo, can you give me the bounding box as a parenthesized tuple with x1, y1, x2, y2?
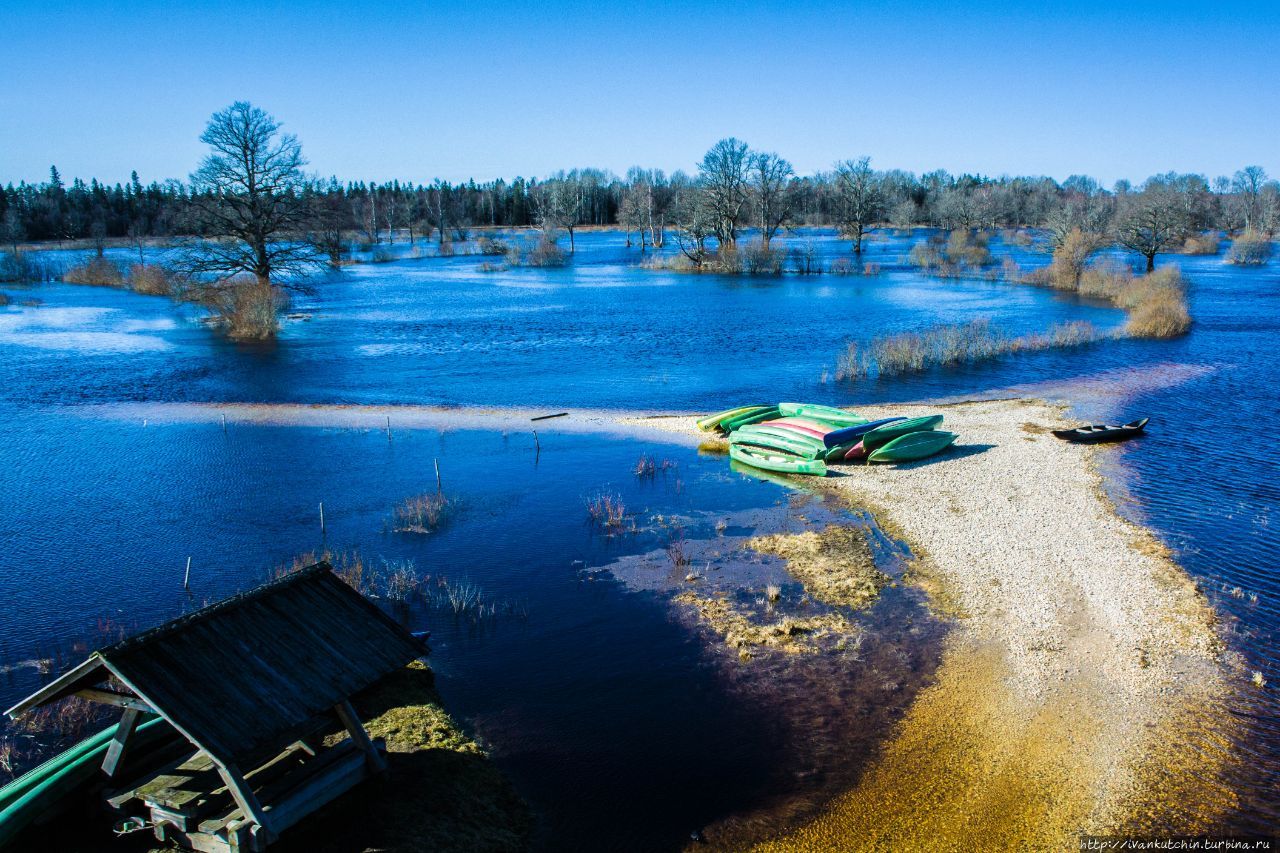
(183, 556, 191, 590)
(221, 413, 227, 433)
(434, 459, 441, 493)
(386, 416, 392, 442)
(533, 430, 540, 456)
(319, 502, 326, 536)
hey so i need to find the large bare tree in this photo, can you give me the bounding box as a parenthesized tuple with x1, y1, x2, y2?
(697, 138, 751, 249)
(750, 152, 795, 246)
(1115, 183, 1188, 272)
(833, 157, 886, 254)
(182, 102, 322, 288)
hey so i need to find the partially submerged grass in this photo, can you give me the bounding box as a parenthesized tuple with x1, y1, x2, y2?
(393, 491, 455, 534)
(1180, 232, 1220, 255)
(674, 591, 857, 659)
(586, 492, 629, 531)
(62, 256, 124, 287)
(835, 317, 1105, 380)
(908, 230, 995, 276)
(748, 525, 888, 610)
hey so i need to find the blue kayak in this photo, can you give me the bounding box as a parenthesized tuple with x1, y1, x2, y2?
(823, 417, 907, 448)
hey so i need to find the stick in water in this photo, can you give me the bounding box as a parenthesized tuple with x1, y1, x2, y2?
(319, 502, 326, 536)
(183, 556, 191, 590)
(434, 459, 441, 493)
(221, 413, 227, 433)
(386, 416, 392, 442)
(531, 412, 569, 422)
(533, 430, 541, 454)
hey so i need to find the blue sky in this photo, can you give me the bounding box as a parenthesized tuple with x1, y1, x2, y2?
(1, 1, 1276, 186)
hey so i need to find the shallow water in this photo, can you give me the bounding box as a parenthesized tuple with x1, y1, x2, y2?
(1, 229, 1276, 841)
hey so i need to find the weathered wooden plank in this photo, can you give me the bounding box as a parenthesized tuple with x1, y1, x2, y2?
(259, 747, 368, 836)
(334, 699, 386, 773)
(76, 687, 155, 713)
(213, 761, 274, 844)
(101, 707, 141, 776)
(4, 655, 105, 719)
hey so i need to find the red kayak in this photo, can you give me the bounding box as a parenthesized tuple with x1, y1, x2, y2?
(844, 440, 867, 460)
(770, 418, 833, 437)
(768, 422, 829, 440)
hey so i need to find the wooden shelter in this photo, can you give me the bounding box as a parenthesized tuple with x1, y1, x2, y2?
(4, 562, 427, 852)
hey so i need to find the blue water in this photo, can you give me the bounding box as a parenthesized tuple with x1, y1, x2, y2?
(0, 228, 1276, 841)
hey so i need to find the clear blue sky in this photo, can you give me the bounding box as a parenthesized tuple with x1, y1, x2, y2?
(1, 0, 1276, 187)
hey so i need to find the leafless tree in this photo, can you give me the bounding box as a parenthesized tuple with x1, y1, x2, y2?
(750, 152, 795, 246)
(3, 208, 27, 254)
(530, 176, 583, 253)
(1114, 183, 1188, 272)
(1232, 166, 1268, 228)
(181, 102, 323, 288)
(671, 179, 715, 268)
(697, 138, 751, 248)
(834, 157, 886, 254)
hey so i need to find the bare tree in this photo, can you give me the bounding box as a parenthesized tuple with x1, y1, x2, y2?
(179, 102, 324, 338)
(750, 152, 795, 246)
(1115, 184, 1188, 272)
(670, 179, 714, 268)
(697, 138, 751, 248)
(529, 176, 583, 253)
(3, 208, 26, 254)
(1232, 166, 1268, 229)
(834, 157, 886, 254)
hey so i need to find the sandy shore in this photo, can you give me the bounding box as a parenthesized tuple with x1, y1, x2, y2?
(631, 400, 1242, 849)
(75, 396, 1243, 846)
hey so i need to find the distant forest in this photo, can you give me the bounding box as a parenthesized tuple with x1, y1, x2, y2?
(2, 158, 1276, 251)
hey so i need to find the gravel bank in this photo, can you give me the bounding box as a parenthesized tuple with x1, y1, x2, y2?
(626, 399, 1241, 849)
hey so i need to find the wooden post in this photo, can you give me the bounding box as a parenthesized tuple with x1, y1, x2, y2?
(319, 502, 325, 536)
(386, 416, 392, 442)
(101, 707, 141, 776)
(533, 431, 540, 454)
(214, 760, 275, 843)
(335, 700, 386, 773)
(183, 557, 191, 590)
(434, 459, 441, 493)
(221, 413, 227, 433)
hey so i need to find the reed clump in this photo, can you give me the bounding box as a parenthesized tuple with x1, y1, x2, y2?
(1075, 264, 1191, 338)
(908, 230, 995, 276)
(127, 263, 177, 295)
(0, 251, 62, 283)
(835, 317, 1105, 380)
(585, 492, 629, 531)
(477, 236, 510, 256)
(393, 491, 454, 534)
(1225, 229, 1273, 266)
(62, 256, 123, 287)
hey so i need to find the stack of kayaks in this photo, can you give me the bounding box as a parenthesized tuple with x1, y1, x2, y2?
(700, 402, 957, 476)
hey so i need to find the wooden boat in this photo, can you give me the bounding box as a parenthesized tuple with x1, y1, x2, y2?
(1051, 418, 1149, 444)
(823, 416, 907, 448)
(729, 444, 827, 476)
(867, 430, 958, 463)
(721, 406, 782, 432)
(777, 403, 866, 427)
(861, 415, 945, 451)
(697, 405, 770, 432)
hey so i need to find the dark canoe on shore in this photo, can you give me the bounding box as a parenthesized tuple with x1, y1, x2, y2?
(1051, 418, 1150, 443)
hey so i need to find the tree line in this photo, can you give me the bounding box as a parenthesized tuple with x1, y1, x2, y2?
(3, 133, 1275, 264)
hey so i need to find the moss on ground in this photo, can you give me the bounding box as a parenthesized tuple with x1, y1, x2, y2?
(674, 591, 856, 658)
(272, 662, 534, 853)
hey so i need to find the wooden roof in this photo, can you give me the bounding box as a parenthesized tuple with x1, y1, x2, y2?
(5, 563, 425, 765)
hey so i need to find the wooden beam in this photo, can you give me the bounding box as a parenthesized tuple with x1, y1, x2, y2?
(334, 700, 386, 773)
(102, 707, 142, 776)
(213, 761, 274, 844)
(4, 655, 105, 719)
(76, 688, 154, 713)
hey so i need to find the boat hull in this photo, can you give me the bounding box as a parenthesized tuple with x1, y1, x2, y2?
(867, 430, 958, 463)
(729, 444, 827, 476)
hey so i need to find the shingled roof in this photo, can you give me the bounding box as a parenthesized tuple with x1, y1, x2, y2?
(5, 563, 426, 765)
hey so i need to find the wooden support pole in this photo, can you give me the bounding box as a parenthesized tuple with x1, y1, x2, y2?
(434, 459, 441, 493)
(533, 430, 540, 454)
(102, 708, 141, 776)
(214, 761, 275, 843)
(221, 413, 227, 433)
(183, 556, 191, 590)
(77, 688, 154, 714)
(335, 699, 386, 773)
(386, 416, 392, 442)
(319, 502, 326, 536)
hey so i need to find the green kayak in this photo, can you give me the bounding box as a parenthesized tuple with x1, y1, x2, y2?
(735, 425, 827, 453)
(721, 406, 782, 432)
(696, 405, 770, 433)
(776, 403, 867, 427)
(0, 717, 168, 848)
(861, 415, 945, 451)
(729, 444, 827, 476)
(733, 435, 822, 460)
(822, 440, 862, 463)
(867, 430, 958, 463)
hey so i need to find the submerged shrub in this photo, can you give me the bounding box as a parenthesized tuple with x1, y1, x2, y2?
(1047, 228, 1107, 289)
(944, 229, 993, 267)
(127, 263, 176, 295)
(393, 492, 454, 534)
(62, 256, 123, 287)
(1226, 229, 1273, 266)
(525, 239, 566, 267)
(0, 292, 9, 306)
(1, 251, 61, 283)
(477, 236, 509, 256)
(741, 240, 785, 275)
(1180, 232, 1220, 255)
(1122, 268, 1191, 338)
